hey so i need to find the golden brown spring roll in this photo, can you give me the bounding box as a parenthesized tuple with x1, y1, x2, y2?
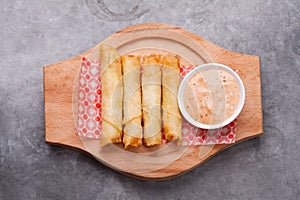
(162, 55, 182, 143)
(142, 55, 162, 146)
(121, 55, 143, 148)
(99, 44, 123, 146)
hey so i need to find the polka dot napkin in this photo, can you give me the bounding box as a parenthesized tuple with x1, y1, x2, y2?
(77, 57, 237, 145)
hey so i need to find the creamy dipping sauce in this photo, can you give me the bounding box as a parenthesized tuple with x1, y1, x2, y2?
(183, 68, 240, 125)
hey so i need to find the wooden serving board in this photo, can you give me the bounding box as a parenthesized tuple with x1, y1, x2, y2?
(44, 23, 263, 180)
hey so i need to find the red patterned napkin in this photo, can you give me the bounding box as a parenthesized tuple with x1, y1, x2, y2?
(77, 58, 102, 139)
(77, 58, 237, 144)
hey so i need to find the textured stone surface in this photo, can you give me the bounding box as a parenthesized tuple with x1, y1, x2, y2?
(0, 0, 299, 199)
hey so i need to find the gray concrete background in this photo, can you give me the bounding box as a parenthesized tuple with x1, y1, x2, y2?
(0, 0, 299, 199)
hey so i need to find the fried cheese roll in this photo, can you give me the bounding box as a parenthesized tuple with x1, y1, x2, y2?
(161, 54, 182, 143)
(121, 55, 143, 148)
(99, 44, 123, 146)
(141, 55, 162, 146)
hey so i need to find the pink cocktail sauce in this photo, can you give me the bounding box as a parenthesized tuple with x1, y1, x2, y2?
(183, 68, 240, 125)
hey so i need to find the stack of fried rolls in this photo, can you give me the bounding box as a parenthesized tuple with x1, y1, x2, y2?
(99, 44, 182, 148)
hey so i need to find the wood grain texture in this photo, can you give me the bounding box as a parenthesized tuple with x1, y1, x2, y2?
(44, 23, 263, 180)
